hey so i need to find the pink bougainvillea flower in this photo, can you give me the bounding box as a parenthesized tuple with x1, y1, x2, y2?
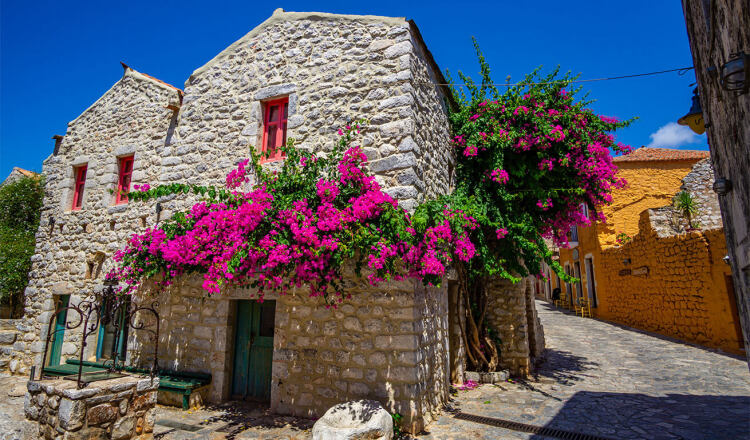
(463, 145, 478, 157)
(491, 169, 509, 184)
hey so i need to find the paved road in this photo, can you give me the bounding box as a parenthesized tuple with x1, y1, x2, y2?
(424, 300, 750, 440)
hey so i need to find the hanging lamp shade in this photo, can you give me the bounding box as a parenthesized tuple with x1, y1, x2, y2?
(678, 88, 705, 135)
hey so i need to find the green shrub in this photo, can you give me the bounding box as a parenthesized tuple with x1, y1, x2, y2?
(0, 175, 44, 316)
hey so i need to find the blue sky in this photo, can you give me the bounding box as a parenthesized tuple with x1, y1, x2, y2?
(0, 1, 706, 178)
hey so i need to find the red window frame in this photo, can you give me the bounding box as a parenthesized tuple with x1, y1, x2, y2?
(72, 165, 87, 210)
(261, 98, 289, 163)
(115, 155, 134, 205)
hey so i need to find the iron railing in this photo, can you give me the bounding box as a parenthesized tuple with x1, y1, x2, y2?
(41, 280, 160, 388)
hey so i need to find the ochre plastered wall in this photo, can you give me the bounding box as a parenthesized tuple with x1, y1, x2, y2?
(596, 160, 699, 248)
(558, 160, 744, 355)
(596, 212, 742, 355)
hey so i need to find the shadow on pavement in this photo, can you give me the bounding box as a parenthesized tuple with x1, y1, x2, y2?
(528, 391, 750, 440)
(155, 400, 314, 439)
(534, 348, 600, 386)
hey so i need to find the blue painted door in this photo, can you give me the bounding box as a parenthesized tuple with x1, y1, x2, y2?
(48, 295, 70, 366)
(232, 300, 275, 401)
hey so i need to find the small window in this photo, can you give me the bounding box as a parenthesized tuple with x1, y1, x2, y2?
(261, 98, 289, 162)
(72, 165, 87, 210)
(115, 155, 134, 204)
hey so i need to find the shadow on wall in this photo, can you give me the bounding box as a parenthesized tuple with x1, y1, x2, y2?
(528, 391, 750, 440)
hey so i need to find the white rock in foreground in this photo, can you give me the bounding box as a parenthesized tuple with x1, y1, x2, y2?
(312, 400, 393, 440)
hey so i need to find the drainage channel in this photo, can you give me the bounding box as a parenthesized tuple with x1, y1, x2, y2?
(454, 412, 614, 440)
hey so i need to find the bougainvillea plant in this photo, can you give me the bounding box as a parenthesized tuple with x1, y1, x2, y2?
(110, 123, 477, 306)
(415, 41, 633, 371)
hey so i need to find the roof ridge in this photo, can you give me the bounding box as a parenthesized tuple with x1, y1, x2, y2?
(13, 167, 38, 177)
(613, 146, 710, 163)
(120, 62, 183, 93)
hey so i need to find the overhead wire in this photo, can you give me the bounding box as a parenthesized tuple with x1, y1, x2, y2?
(425, 66, 695, 88)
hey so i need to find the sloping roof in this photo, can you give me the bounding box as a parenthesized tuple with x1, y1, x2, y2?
(13, 167, 37, 178)
(121, 63, 182, 93)
(121, 63, 183, 93)
(613, 147, 710, 163)
(68, 66, 182, 126)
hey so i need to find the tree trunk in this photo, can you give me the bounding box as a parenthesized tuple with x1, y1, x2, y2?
(457, 263, 500, 372)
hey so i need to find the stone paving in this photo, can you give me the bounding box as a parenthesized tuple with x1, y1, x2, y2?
(0, 374, 35, 440)
(421, 301, 750, 439)
(2, 300, 749, 439)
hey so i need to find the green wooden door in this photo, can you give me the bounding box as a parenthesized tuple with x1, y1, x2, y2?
(48, 295, 70, 366)
(96, 297, 130, 363)
(232, 300, 275, 401)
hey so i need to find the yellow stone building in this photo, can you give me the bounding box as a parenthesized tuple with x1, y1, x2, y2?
(557, 147, 745, 356)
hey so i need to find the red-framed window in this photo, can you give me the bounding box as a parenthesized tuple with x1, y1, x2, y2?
(115, 155, 134, 204)
(72, 165, 87, 210)
(261, 98, 289, 162)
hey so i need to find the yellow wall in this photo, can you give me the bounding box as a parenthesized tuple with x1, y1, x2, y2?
(595, 213, 741, 354)
(558, 160, 744, 355)
(597, 160, 699, 248)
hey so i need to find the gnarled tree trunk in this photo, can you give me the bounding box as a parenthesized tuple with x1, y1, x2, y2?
(456, 263, 500, 372)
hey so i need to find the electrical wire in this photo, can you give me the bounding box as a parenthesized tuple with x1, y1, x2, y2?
(426, 66, 695, 88)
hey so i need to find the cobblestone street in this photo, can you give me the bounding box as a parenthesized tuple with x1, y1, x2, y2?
(423, 301, 750, 439)
(2, 300, 749, 439)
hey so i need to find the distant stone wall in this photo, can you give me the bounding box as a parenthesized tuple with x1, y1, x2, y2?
(596, 210, 742, 354)
(485, 276, 544, 377)
(25, 375, 159, 440)
(650, 158, 724, 236)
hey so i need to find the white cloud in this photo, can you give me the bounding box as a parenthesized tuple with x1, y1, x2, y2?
(647, 122, 702, 148)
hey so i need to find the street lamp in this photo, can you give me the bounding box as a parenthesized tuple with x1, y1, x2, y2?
(678, 88, 705, 135)
(720, 51, 749, 94)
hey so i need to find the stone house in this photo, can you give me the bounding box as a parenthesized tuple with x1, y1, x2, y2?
(11, 9, 544, 432)
(2, 167, 38, 187)
(557, 148, 744, 355)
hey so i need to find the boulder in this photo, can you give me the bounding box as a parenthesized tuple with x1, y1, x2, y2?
(312, 400, 393, 440)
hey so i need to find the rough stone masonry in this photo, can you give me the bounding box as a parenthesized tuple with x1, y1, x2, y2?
(11, 9, 544, 433)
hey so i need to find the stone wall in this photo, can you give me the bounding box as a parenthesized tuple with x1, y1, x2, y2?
(649, 158, 724, 236)
(18, 9, 457, 432)
(485, 276, 544, 376)
(25, 375, 159, 440)
(682, 0, 750, 363)
(163, 9, 452, 214)
(596, 210, 743, 354)
(130, 273, 448, 433)
(0, 319, 28, 374)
